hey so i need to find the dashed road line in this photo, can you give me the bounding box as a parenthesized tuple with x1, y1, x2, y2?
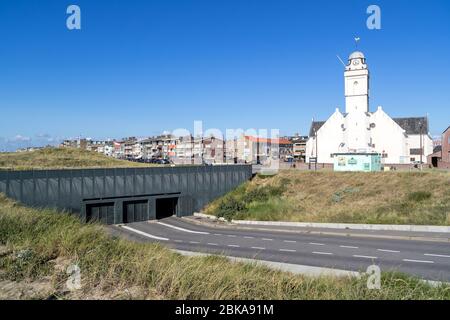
(353, 255, 377, 259)
(262, 238, 273, 241)
(279, 249, 296, 252)
(309, 242, 325, 246)
(377, 249, 400, 253)
(283, 240, 297, 243)
(244, 236, 254, 239)
(227, 235, 237, 238)
(403, 259, 434, 264)
(312, 251, 333, 255)
(340, 245, 359, 249)
(207, 243, 219, 246)
(213, 233, 222, 236)
(189, 241, 200, 244)
(251, 247, 266, 250)
(228, 245, 240, 248)
(424, 253, 450, 258)
(121, 226, 169, 241)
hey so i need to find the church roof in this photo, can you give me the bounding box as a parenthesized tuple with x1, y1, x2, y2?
(393, 117, 428, 135)
(309, 121, 326, 137)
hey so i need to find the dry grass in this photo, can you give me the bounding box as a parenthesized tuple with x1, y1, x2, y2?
(205, 170, 450, 225)
(1, 194, 449, 300)
(0, 148, 154, 170)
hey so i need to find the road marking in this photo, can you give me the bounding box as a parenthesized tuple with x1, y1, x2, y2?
(227, 235, 237, 238)
(251, 247, 266, 250)
(312, 251, 333, 255)
(262, 238, 273, 241)
(340, 245, 359, 249)
(207, 243, 219, 246)
(121, 226, 169, 241)
(283, 240, 297, 243)
(353, 255, 377, 259)
(157, 221, 209, 235)
(214, 233, 222, 236)
(280, 249, 296, 252)
(244, 236, 254, 239)
(189, 241, 200, 244)
(424, 253, 450, 258)
(403, 259, 434, 264)
(377, 249, 400, 253)
(309, 242, 325, 246)
(228, 245, 240, 248)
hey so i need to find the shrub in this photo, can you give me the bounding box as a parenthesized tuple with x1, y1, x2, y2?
(408, 191, 432, 202)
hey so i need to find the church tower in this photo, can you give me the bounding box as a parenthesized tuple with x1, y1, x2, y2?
(344, 51, 369, 113)
(344, 51, 371, 151)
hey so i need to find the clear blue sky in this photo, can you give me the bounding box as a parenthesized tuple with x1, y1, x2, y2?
(1, 0, 449, 150)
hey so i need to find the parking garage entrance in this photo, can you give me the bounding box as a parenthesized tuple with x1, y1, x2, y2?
(156, 197, 178, 219)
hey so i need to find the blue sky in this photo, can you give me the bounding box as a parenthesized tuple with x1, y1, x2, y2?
(0, 0, 449, 150)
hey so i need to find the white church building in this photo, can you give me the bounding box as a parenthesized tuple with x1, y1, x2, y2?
(306, 50, 433, 165)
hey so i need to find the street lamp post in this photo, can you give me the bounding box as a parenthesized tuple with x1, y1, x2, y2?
(315, 128, 318, 171)
(419, 121, 423, 171)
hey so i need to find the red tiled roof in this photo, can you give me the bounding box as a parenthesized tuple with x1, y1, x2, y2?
(244, 136, 292, 145)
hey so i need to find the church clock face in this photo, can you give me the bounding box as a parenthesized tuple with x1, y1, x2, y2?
(353, 60, 360, 66)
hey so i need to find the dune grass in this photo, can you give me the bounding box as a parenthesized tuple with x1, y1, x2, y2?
(0, 147, 153, 170)
(204, 170, 450, 225)
(1, 194, 449, 300)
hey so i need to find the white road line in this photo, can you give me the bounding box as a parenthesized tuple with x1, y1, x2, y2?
(283, 240, 297, 243)
(377, 249, 400, 253)
(280, 249, 296, 252)
(157, 221, 209, 235)
(121, 226, 169, 241)
(340, 245, 359, 249)
(312, 251, 333, 255)
(207, 243, 219, 246)
(251, 247, 266, 250)
(424, 253, 450, 258)
(403, 259, 434, 264)
(214, 233, 222, 236)
(227, 235, 237, 238)
(353, 255, 378, 259)
(309, 242, 325, 246)
(189, 241, 200, 244)
(244, 236, 254, 239)
(262, 238, 273, 241)
(228, 245, 240, 248)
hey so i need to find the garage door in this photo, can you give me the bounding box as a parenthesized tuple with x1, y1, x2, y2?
(86, 202, 115, 224)
(123, 200, 149, 223)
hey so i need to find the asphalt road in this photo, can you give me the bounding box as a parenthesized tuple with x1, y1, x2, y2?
(110, 217, 450, 282)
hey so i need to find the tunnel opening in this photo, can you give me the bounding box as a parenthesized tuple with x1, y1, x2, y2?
(155, 197, 178, 219)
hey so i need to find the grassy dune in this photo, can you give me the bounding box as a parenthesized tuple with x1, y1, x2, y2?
(0, 195, 449, 300)
(204, 170, 450, 225)
(0, 148, 152, 170)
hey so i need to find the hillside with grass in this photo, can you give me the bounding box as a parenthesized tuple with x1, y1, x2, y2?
(204, 170, 450, 225)
(0, 148, 152, 170)
(1, 195, 449, 300)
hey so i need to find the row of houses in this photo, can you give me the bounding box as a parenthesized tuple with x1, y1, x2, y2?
(61, 134, 309, 165)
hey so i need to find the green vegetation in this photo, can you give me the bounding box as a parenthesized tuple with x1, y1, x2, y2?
(1, 194, 449, 300)
(205, 170, 450, 225)
(0, 147, 154, 170)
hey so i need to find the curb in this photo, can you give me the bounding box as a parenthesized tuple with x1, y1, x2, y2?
(193, 213, 450, 233)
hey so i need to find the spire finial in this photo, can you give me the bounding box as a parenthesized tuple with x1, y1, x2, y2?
(354, 36, 361, 49)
